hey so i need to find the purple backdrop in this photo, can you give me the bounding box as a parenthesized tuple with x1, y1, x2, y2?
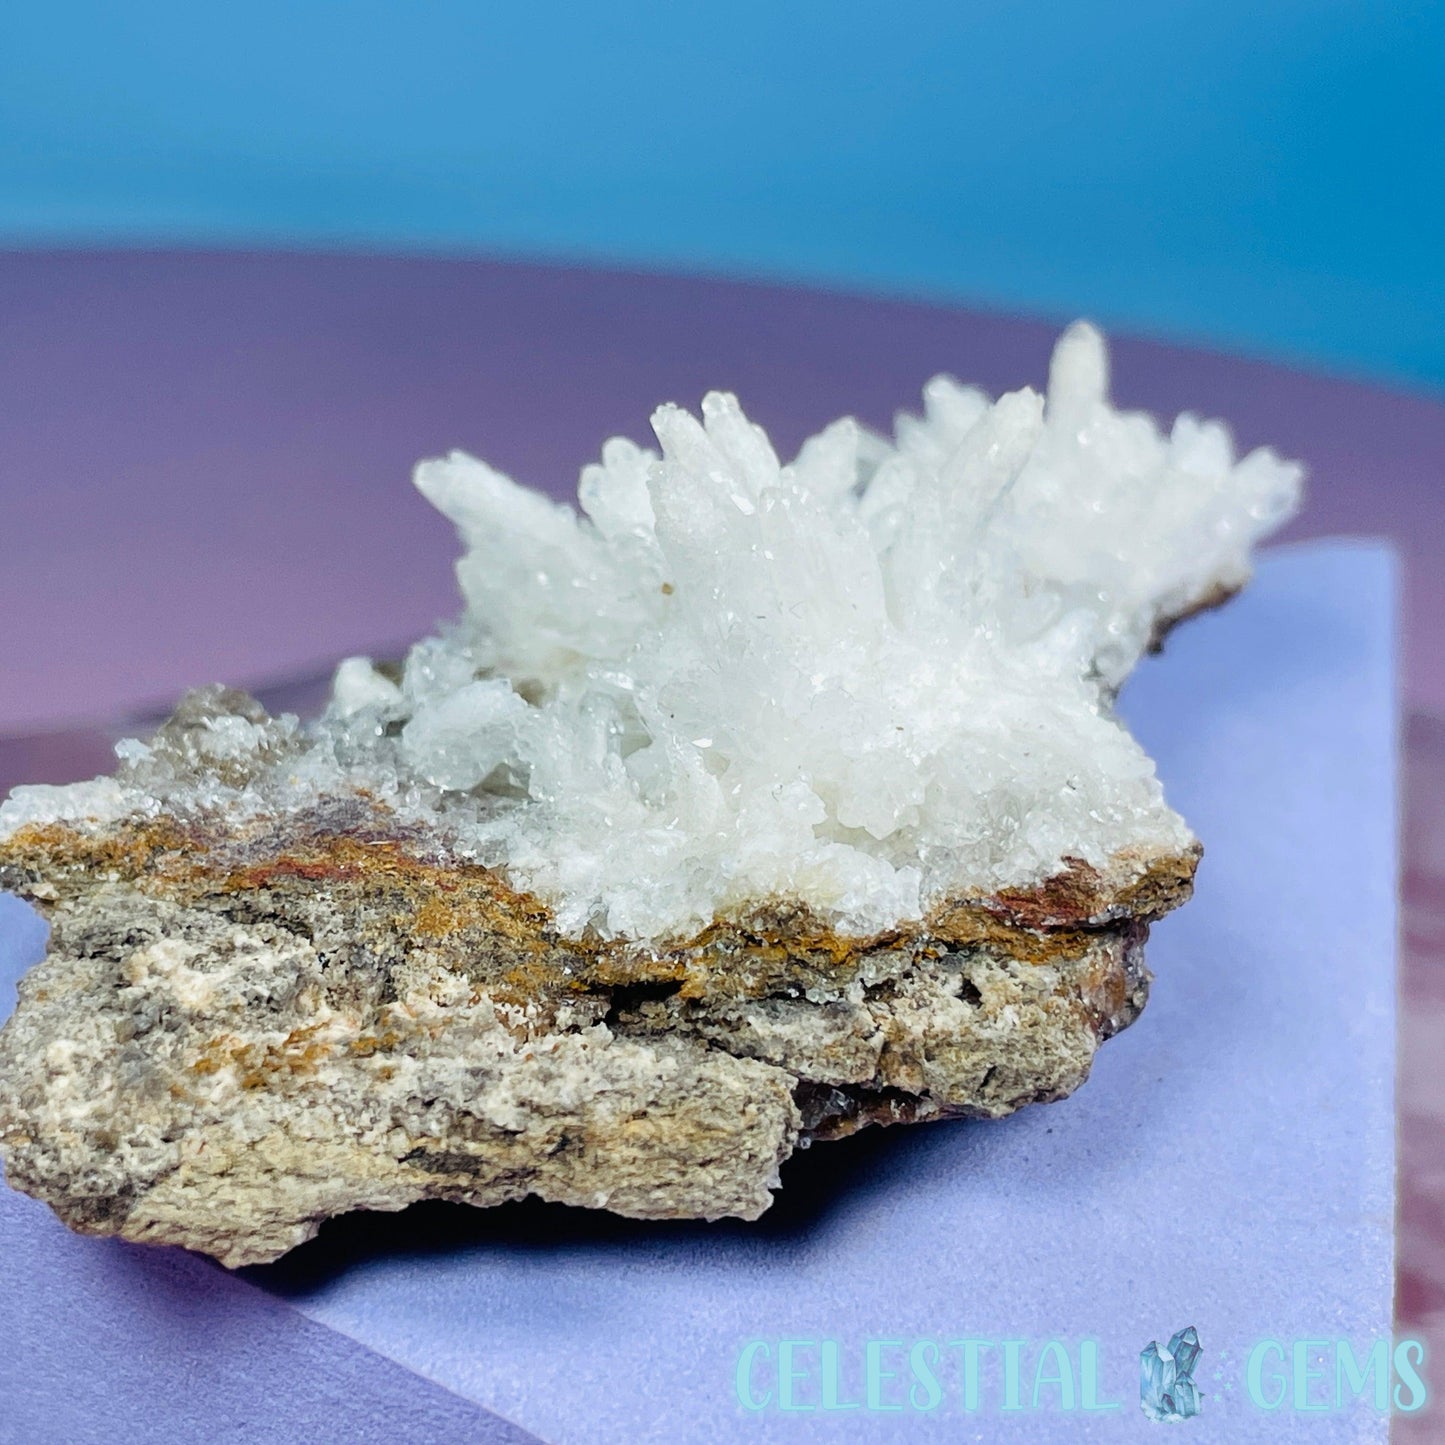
(0, 250, 1441, 733)
(0, 249, 1439, 1439)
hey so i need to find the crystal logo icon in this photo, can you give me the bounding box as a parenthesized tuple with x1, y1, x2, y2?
(1141, 1327, 1203, 1422)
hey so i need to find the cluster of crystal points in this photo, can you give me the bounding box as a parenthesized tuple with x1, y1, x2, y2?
(1140, 1327, 1204, 1422)
(1, 324, 1301, 942)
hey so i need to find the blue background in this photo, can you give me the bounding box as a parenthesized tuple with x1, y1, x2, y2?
(1, 1, 1441, 389)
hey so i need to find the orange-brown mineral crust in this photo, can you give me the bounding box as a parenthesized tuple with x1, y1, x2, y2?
(0, 775, 1196, 1267)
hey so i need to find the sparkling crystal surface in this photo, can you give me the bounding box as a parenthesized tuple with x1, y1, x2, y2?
(0, 324, 1301, 942)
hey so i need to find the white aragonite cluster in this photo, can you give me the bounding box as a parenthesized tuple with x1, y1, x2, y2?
(321, 322, 1301, 941)
(0, 321, 1306, 1265)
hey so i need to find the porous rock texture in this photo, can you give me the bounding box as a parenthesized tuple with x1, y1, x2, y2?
(0, 691, 1195, 1267)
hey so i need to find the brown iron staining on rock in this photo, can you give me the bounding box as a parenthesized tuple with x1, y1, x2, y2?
(0, 732, 1195, 1267)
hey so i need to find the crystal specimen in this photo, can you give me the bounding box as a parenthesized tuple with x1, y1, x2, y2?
(0, 325, 1301, 1265)
(1140, 1327, 1204, 1421)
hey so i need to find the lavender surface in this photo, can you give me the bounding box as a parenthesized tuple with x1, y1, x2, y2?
(0, 251, 1429, 1438)
(2, 541, 1398, 1442)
